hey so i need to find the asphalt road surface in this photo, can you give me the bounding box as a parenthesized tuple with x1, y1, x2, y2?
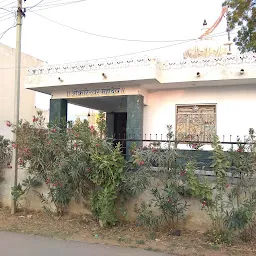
(0, 231, 170, 256)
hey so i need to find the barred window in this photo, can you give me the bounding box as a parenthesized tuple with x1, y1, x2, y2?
(176, 104, 216, 142)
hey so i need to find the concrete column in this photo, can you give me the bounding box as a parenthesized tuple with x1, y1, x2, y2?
(126, 95, 144, 154)
(49, 99, 67, 126)
(106, 112, 114, 138)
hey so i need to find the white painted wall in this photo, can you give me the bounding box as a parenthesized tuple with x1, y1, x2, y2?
(144, 84, 256, 150)
(0, 44, 47, 209)
(0, 44, 45, 140)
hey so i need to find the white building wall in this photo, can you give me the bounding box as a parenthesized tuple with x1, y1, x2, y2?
(0, 44, 45, 140)
(0, 44, 45, 207)
(144, 84, 256, 150)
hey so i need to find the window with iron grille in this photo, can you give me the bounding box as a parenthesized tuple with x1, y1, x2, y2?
(176, 104, 216, 142)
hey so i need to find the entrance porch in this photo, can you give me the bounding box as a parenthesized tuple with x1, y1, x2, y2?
(49, 95, 144, 154)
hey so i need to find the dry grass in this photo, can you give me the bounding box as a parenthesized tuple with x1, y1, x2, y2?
(0, 206, 255, 256)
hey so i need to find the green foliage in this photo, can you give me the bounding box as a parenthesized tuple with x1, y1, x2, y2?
(135, 184, 189, 230)
(134, 125, 190, 230)
(210, 136, 230, 188)
(9, 111, 126, 224)
(224, 198, 256, 230)
(11, 176, 41, 202)
(0, 135, 11, 165)
(223, 0, 256, 53)
(205, 133, 256, 244)
(96, 111, 106, 139)
(135, 201, 162, 229)
(185, 161, 212, 202)
(7, 113, 256, 244)
(151, 184, 189, 228)
(89, 143, 125, 226)
(134, 127, 256, 243)
(0, 135, 11, 182)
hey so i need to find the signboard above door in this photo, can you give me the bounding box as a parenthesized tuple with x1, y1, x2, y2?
(66, 87, 125, 98)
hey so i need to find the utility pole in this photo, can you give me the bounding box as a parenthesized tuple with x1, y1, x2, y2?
(11, 0, 23, 214)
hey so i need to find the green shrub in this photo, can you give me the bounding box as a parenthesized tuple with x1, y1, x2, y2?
(9, 111, 126, 225)
(0, 135, 11, 182)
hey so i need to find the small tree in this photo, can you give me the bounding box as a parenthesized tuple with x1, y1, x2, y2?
(96, 111, 106, 139)
(8, 111, 126, 226)
(223, 0, 256, 53)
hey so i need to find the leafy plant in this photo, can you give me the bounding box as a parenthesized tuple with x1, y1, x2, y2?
(222, 0, 256, 53)
(135, 202, 162, 229)
(7, 111, 128, 226)
(11, 176, 41, 204)
(134, 125, 190, 230)
(0, 135, 11, 166)
(89, 143, 125, 226)
(185, 161, 212, 202)
(0, 135, 11, 182)
(96, 111, 106, 139)
(203, 132, 256, 244)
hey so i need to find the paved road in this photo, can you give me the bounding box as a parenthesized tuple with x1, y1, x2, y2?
(0, 232, 169, 256)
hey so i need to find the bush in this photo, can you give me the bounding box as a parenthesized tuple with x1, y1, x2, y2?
(133, 127, 256, 242)
(8, 111, 126, 225)
(6, 114, 256, 241)
(133, 126, 191, 230)
(0, 135, 11, 182)
(203, 133, 256, 244)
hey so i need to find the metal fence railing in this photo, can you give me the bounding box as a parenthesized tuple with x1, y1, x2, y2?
(111, 133, 256, 163)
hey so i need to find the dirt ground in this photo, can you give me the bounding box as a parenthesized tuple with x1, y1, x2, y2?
(0, 207, 255, 256)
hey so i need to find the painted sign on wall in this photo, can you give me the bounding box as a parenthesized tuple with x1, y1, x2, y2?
(66, 87, 125, 98)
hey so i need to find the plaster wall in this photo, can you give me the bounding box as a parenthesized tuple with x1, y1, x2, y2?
(0, 44, 44, 140)
(0, 167, 215, 231)
(144, 84, 256, 150)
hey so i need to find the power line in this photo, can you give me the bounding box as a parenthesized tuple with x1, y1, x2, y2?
(0, 24, 16, 39)
(0, 0, 13, 6)
(2, 0, 88, 10)
(0, 31, 236, 70)
(0, 13, 14, 21)
(28, 0, 88, 11)
(0, 1, 16, 21)
(0, 0, 9, 4)
(0, 7, 13, 12)
(63, 32, 237, 64)
(31, 11, 230, 43)
(26, 0, 45, 10)
(27, 0, 86, 8)
(1, 0, 15, 8)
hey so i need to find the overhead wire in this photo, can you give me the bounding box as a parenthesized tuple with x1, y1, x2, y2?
(2, 1, 236, 44)
(30, 10, 234, 44)
(3, 0, 88, 10)
(26, 0, 45, 10)
(0, 7, 13, 12)
(0, 0, 238, 69)
(0, 0, 16, 21)
(27, 0, 88, 11)
(27, 0, 86, 8)
(0, 30, 237, 70)
(0, 0, 11, 4)
(60, 31, 237, 65)
(0, 23, 16, 39)
(0, 13, 14, 21)
(1, 0, 15, 8)
(0, 0, 16, 40)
